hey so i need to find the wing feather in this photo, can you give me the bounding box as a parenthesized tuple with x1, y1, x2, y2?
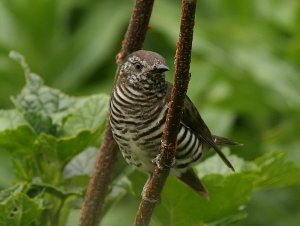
(166, 83, 235, 171)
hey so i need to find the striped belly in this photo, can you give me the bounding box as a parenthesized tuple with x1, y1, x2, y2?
(109, 86, 205, 174)
(174, 126, 204, 175)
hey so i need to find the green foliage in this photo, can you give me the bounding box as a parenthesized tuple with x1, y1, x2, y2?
(0, 0, 300, 225)
(0, 53, 108, 225)
(0, 184, 43, 226)
(114, 151, 299, 226)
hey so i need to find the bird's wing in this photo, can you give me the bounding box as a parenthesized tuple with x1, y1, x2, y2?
(182, 95, 235, 171)
(167, 84, 234, 171)
(166, 83, 235, 171)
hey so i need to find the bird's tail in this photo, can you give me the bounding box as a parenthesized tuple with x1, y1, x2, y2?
(178, 168, 209, 200)
(212, 135, 241, 146)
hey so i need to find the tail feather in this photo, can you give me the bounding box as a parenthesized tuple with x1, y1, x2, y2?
(178, 168, 209, 200)
(213, 135, 242, 146)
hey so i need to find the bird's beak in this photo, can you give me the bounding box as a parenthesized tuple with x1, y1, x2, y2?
(152, 64, 169, 73)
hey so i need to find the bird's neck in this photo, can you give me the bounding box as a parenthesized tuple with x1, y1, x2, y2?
(118, 77, 167, 100)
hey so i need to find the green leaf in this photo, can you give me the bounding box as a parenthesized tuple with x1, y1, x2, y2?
(0, 110, 25, 131)
(156, 174, 254, 226)
(9, 51, 79, 135)
(12, 72, 78, 132)
(254, 151, 300, 189)
(0, 125, 35, 154)
(0, 184, 25, 203)
(62, 94, 109, 136)
(0, 54, 109, 188)
(0, 184, 42, 226)
(126, 170, 254, 226)
(10, 51, 109, 138)
(124, 150, 300, 226)
(196, 174, 255, 223)
(23, 111, 58, 136)
(63, 147, 98, 179)
(0, 148, 14, 187)
(0, 56, 109, 187)
(35, 129, 103, 167)
(30, 180, 82, 199)
(196, 150, 258, 177)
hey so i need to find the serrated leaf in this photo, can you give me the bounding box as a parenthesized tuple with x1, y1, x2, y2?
(197, 173, 255, 222)
(30, 180, 82, 198)
(254, 151, 300, 188)
(127, 171, 255, 226)
(124, 150, 300, 226)
(0, 184, 42, 226)
(12, 73, 78, 128)
(62, 94, 109, 136)
(0, 110, 25, 131)
(10, 52, 109, 138)
(1, 54, 109, 188)
(36, 128, 103, 166)
(55, 130, 100, 165)
(197, 151, 300, 190)
(23, 111, 58, 136)
(0, 125, 35, 154)
(63, 147, 98, 179)
(196, 150, 258, 177)
(151, 174, 255, 226)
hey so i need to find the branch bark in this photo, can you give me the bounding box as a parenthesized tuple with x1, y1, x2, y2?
(79, 1, 155, 226)
(134, 1, 197, 226)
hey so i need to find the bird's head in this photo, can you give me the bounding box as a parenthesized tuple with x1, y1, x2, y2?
(119, 50, 169, 91)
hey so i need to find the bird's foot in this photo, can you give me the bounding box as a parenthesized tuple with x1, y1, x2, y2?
(151, 153, 176, 170)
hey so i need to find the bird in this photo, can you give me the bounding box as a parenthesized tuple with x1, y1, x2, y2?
(109, 50, 238, 199)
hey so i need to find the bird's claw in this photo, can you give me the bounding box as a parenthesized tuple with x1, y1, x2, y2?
(151, 154, 176, 170)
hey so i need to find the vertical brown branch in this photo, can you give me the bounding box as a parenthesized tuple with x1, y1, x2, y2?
(118, 0, 155, 63)
(79, 1, 155, 226)
(134, 1, 197, 226)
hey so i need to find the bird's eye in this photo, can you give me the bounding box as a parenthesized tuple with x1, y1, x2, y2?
(135, 63, 142, 70)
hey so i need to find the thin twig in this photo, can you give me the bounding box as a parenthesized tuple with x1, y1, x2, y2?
(117, 0, 155, 65)
(79, 1, 155, 226)
(134, 1, 197, 226)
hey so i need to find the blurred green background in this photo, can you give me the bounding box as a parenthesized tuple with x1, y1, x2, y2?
(0, 0, 300, 225)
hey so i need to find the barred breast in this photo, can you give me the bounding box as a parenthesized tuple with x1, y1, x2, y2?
(109, 83, 205, 175)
